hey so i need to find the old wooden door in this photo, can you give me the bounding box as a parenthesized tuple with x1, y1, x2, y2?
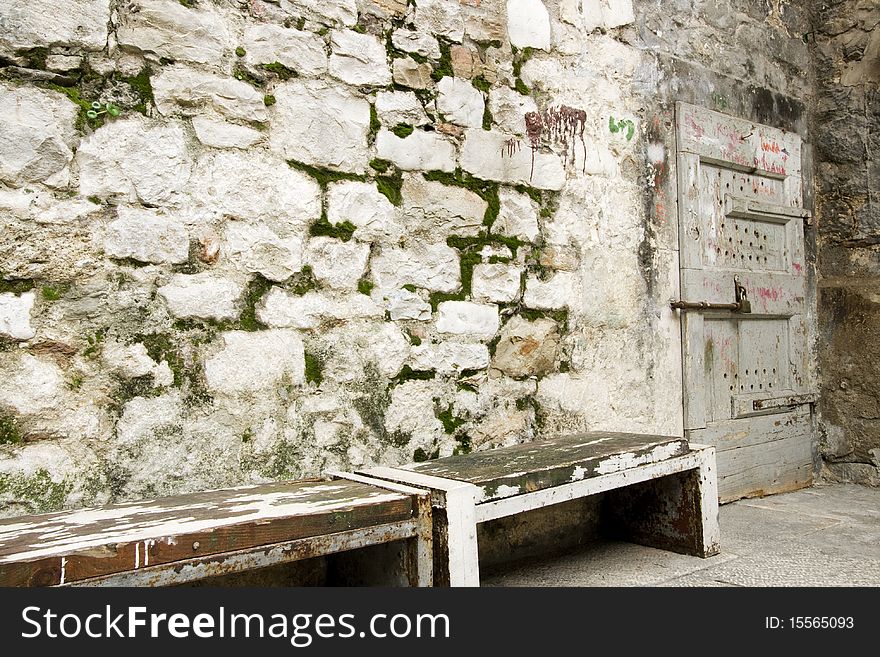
(675, 102, 815, 503)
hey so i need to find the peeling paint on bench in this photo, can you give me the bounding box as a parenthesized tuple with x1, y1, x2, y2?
(363, 434, 720, 586)
(0, 479, 422, 587)
(403, 432, 689, 503)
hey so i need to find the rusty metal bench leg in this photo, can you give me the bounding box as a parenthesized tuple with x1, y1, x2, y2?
(601, 444, 721, 558)
(360, 467, 481, 587)
(328, 471, 435, 587)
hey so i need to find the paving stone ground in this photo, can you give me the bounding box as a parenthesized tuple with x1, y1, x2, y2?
(482, 483, 880, 587)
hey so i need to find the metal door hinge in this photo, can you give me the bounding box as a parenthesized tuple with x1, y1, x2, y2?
(671, 277, 751, 314)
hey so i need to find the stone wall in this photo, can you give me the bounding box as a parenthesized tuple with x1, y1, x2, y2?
(811, 0, 880, 486)
(0, 0, 814, 515)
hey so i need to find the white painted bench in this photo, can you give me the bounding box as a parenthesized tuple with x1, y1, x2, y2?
(360, 433, 720, 586)
(0, 476, 432, 587)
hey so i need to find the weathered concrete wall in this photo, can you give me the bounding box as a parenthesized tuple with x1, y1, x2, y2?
(0, 0, 814, 516)
(811, 0, 880, 486)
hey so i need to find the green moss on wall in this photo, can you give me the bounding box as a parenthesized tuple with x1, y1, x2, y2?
(0, 414, 22, 445)
(435, 403, 465, 435)
(431, 39, 453, 81)
(288, 161, 366, 187)
(309, 217, 357, 241)
(260, 62, 297, 80)
(369, 104, 381, 144)
(352, 363, 406, 446)
(0, 469, 72, 514)
(238, 274, 273, 331)
(304, 351, 324, 386)
(122, 67, 155, 115)
(393, 365, 435, 383)
(369, 158, 391, 173)
(391, 123, 414, 138)
(376, 170, 403, 206)
(0, 279, 35, 294)
(40, 283, 71, 301)
(135, 332, 185, 386)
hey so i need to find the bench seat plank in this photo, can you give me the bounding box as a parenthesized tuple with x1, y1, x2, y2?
(0, 479, 413, 587)
(403, 432, 689, 503)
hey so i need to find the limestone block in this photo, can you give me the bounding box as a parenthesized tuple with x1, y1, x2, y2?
(242, 24, 328, 77)
(523, 271, 579, 310)
(402, 175, 486, 237)
(224, 222, 306, 282)
(436, 301, 500, 340)
(495, 188, 540, 242)
(460, 129, 566, 190)
(104, 206, 189, 265)
(375, 129, 456, 172)
(204, 330, 305, 394)
(472, 263, 523, 303)
(101, 341, 160, 380)
(191, 116, 263, 149)
(256, 289, 382, 329)
(450, 45, 479, 79)
(306, 237, 370, 289)
(0, 84, 78, 187)
(462, 0, 508, 43)
(491, 315, 559, 378)
(371, 243, 460, 293)
(269, 80, 371, 173)
(370, 323, 411, 378)
(436, 77, 485, 128)
(116, 0, 232, 66)
(507, 0, 552, 50)
(0, 0, 109, 50)
(385, 379, 446, 451)
(488, 86, 538, 136)
(539, 245, 580, 271)
(410, 342, 490, 373)
(0, 292, 35, 341)
(414, 0, 465, 42)
(579, 0, 635, 31)
(0, 354, 64, 415)
(189, 150, 321, 225)
(45, 55, 83, 72)
(392, 59, 433, 89)
(279, 0, 358, 27)
(375, 91, 429, 127)
(382, 288, 432, 321)
(158, 273, 245, 321)
(77, 116, 192, 205)
(329, 30, 391, 86)
(152, 66, 267, 122)
(391, 29, 441, 59)
(326, 181, 401, 244)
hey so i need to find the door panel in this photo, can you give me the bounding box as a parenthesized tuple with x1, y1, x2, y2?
(675, 103, 814, 502)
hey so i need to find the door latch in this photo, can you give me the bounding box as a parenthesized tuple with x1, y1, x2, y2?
(671, 277, 752, 313)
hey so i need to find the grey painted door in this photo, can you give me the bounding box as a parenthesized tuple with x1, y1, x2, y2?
(675, 103, 815, 502)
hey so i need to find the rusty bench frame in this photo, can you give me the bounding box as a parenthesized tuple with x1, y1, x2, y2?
(0, 474, 433, 587)
(360, 438, 721, 587)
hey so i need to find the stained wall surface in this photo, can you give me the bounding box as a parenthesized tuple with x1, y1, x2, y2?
(0, 0, 815, 515)
(811, 0, 880, 486)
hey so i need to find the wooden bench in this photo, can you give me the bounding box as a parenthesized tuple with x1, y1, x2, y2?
(361, 432, 720, 586)
(0, 476, 432, 587)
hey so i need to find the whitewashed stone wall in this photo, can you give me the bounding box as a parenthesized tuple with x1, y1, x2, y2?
(0, 0, 812, 514)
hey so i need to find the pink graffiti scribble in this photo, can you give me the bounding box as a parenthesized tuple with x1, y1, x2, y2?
(756, 287, 780, 301)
